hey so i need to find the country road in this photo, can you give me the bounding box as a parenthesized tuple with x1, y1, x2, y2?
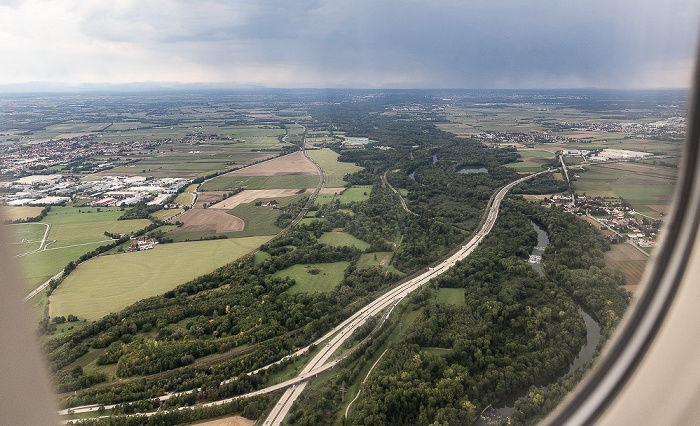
(60, 169, 549, 423)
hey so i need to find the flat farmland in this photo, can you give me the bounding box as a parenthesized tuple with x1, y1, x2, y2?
(199, 174, 320, 191)
(18, 245, 102, 292)
(605, 243, 650, 293)
(208, 189, 312, 210)
(436, 122, 483, 137)
(276, 261, 351, 294)
(1, 206, 45, 222)
(306, 148, 363, 188)
(170, 209, 244, 233)
(48, 219, 150, 248)
(51, 236, 269, 320)
(505, 149, 556, 172)
(12, 207, 151, 292)
(150, 208, 183, 221)
(194, 191, 228, 208)
(223, 195, 306, 237)
(573, 164, 676, 217)
(200, 151, 320, 191)
(7, 222, 47, 254)
(217, 125, 286, 145)
(174, 192, 194, 206)
(170, 194, 306, 240)
(219, 151, 318, 176)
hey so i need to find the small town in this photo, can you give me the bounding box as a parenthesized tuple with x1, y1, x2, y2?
(539, 193, 662, 249)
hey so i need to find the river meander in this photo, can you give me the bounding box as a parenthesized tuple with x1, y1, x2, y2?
(474, 220, 601, 425)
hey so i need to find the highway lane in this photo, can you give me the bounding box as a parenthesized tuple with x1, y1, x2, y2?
(260, 169, 550, 425)
(59, 169, 548, 422)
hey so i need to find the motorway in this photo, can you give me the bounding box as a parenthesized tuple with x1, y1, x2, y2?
(260, 169, 550, 425)
(59, 169, 548, 423)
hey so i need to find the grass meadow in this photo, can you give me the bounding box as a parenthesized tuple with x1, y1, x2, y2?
(276, 261, 351, 294)
(573, 165, 676, 217)
(200, 175, 320, 191)
(318, 231, 370, 250)
(306, 149, 363, 188)
(436, 288, 466, 306)
(150, 208, 184, 221)
(13, 207, 150, 292)
(51, 236, 269, 320)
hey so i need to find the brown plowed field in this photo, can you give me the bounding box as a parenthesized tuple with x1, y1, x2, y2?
(605, 243, 650, 292)
(210, 189, 312, 210)
(193, 416, 254, 426)
(171, 209, 244, 233)
(224, 151, 319, 176)
(194, 191, 227, 208)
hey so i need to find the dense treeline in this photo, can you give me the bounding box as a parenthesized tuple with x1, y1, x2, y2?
(347, 203, 588, 425)
(67, 394, 271, 426)
(304, 181, 466, 273)
(516, 200, 631, 340)
(54, 228, 398, 407)
(51, 97, 561, 423)
(512, 172, 569, 195)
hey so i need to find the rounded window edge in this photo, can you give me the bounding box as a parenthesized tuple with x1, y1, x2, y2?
(543, 36, 700, 425)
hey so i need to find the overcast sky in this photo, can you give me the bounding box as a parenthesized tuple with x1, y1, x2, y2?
(1, 0, 699, 89)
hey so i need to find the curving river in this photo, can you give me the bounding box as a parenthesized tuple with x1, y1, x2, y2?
(474, 220, 601, 425)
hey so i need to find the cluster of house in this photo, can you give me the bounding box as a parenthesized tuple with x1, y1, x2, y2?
(552, 117, 686, 140)
(477, 131, 581, 147)
(128, 238, 158, 252)
(1, 174, 191, 207)
(538, 194, 661, 248)
(0, 136, 163, 175)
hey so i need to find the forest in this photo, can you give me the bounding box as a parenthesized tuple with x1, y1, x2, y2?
(49, 97, 629, 425)
(283, 198, 629, 425)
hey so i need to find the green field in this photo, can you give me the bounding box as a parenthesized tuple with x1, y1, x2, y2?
(150, 208, 183, 221)
(318, 231, 370, 250)
(573, 165, 676, 217)
(436, 288, 466, 306)
(200, 175, 320, 191)
(51, 236, 269, 320)
(217, 125, 286, 144)
(229, 195, 306, 237)
(276, 261, 351, 294)
(357, 252, 404, 276)
(505, 149, 555, 172)
(174, 192, 194, 205)
(12, 208, 151, 292)
(7, 222, 47, 254)
(306, 149, 363, 188)
(19, 244, 115, 293)
(339, 185, 372, 203)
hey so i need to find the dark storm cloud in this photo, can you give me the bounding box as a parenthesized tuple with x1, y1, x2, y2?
(2, 0, 699, 87)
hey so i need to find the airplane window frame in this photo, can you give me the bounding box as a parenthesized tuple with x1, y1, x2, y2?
(543, 37, 700, 425)
(2, 43, 699, 426)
